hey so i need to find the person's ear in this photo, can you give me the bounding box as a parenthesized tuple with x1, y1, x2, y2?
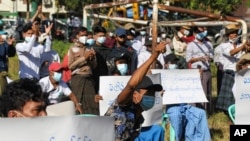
(8, 110, 18, 118)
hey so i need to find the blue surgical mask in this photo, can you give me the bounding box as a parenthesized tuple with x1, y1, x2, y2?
(139, 95, 155, 111)
(25, 36, 32, 42)
(87, 39, 95, 46)
(196, 33, 205, 40)
(97, 37, 106, 44)
(116, 64, 128, 75)
(140, 31, 146, 36)
(53, 72, 62, 82)
(168, 64, 177, 69)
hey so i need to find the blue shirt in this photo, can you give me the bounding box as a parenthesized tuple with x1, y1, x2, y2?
(0, 42, 16, 71)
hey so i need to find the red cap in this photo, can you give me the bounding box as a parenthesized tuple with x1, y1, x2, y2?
(49, 62, 62, 72)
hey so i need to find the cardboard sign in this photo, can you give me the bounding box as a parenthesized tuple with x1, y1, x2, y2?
(235, 68, 250, 124)
(99, 74, 163, 127)
(151, 69, 208, 105)
(0, 116, 115, 141)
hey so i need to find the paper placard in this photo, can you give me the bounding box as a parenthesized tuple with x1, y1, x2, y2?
(99, 74, 163, 126)
(0, 116, 115, 141)
(235, 68, 250, 124)
(151, 69, 208, 104)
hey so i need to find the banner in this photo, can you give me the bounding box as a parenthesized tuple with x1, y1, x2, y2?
(151, 69, 208, 105)
(0, 116, 115, 141)
(235, 68, 250, 124)
(99, 74, 163, 127)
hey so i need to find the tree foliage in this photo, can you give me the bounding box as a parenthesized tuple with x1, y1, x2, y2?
(171, 0, 243, 15)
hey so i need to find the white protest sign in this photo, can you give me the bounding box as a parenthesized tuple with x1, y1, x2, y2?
(99, 76, 130, 116)
(99, 74, 163, 127)
(235, 68, 250, 124)
(151, 69, 208, 104)
(0, 116, 115, 141)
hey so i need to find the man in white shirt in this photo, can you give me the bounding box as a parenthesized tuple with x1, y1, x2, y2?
(216, 24, 246, 113)
(39, 62, 83, 114)
(15, 22, 52, 79)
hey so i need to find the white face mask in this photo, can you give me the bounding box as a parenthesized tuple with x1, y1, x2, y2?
(109, 32, 114, 37)
(184, 30, 190, 36)
(79, 36, 88, 44)
(161, 34, 166, 39)
(116, 64, 128, 75)
(168, 64, 177, 69)
(97, 37, 106, 44)
(25, 36, 32, 42)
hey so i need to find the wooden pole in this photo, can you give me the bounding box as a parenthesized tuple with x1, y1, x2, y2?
(151, 0, 158, 69)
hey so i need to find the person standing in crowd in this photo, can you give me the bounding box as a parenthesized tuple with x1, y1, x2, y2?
(0, 29, 16, 96)
(136, 28, 148, 45)
(172, 26, 193, 58)
(67, 26, 98, 115)
(137, 39, 165, 70)
(104, 41, 166, 141)
(111, 27, 137, 73)
(16, 12, 25, 40)
(104, 31, 116, 48)
(39, 62, 83, 114)
(90, 26, 111, 93)
(0, 78, 47, 118)
(15, 22, 53, 79)
(126, 28, 143, 55)
(216, 24, 246, 113)
(185, 26, 214, 113)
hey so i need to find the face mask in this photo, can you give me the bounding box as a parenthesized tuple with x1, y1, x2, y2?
(79, 36, 88, 44)
(157, 37, 161, 43)
(1, 35, 7, 41)
(196, 33, 205, 40)
(139, 95, 155, 111)
(203, 30, 208, 37)
(87, 39, 95, 46)
(97, 37, 106, 44)
(25, 36, 32, 42)
(14, 111, 27, 118)
(52, 72, 62, 82)
(140, 31, 146, 36)
(126, 40, 133, 47)
(161, 34, 166, 39)
(116, 64, 128, 75)
(109, 32, 114, 37)
(168, 64, 177, 69)
(184, 30, 190, 36)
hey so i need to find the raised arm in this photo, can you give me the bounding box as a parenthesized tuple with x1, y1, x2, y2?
(117, 41, 167, 105)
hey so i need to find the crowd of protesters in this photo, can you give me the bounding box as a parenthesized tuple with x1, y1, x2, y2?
(0, 4, 250, 141)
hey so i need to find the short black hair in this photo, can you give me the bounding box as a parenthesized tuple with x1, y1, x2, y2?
(93, 26, 106, 34)
(22, 23, 33, 33)
(0, 78, 46, 117)
(76, 26, 88, 35)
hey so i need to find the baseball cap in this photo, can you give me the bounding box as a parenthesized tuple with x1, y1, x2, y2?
(135, 76, 163, 92)
(115, 28, 126, 36)
(49, 62, 62, 72)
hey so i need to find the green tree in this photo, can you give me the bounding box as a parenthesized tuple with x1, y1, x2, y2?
(171, 0, 243, 15)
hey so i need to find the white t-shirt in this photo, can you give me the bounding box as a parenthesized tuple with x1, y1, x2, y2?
(39, 76, 72, 104)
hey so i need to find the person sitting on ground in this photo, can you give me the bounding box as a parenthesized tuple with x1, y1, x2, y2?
(104, 41, 167, 140)
(39, 62, 83, 114)
(0, 78, 47, 118)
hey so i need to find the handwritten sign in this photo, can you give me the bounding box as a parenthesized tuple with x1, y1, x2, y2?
(235, 68, 250, 124)
(151, 69, 208, 105)
(0, 116, 115, 141)
(99, 74, 163, 127)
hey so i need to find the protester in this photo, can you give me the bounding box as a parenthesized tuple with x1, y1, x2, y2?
(126, 28, 143, 55)
(0, 29, 16, 96)
(216, 24, 246, 113)
(103, 41, 167, 141)
(0, 78, 47, 117)
(15, 22, 53, 79)
(185, 26, 214, 113)
(91, 26, 111, 93)
(137, 39, 165, 69)
(104, 31, 116, 48)
(67, 26, 98, 115)
(39, 62, 83, 114)
(164, 53, 211, 141)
